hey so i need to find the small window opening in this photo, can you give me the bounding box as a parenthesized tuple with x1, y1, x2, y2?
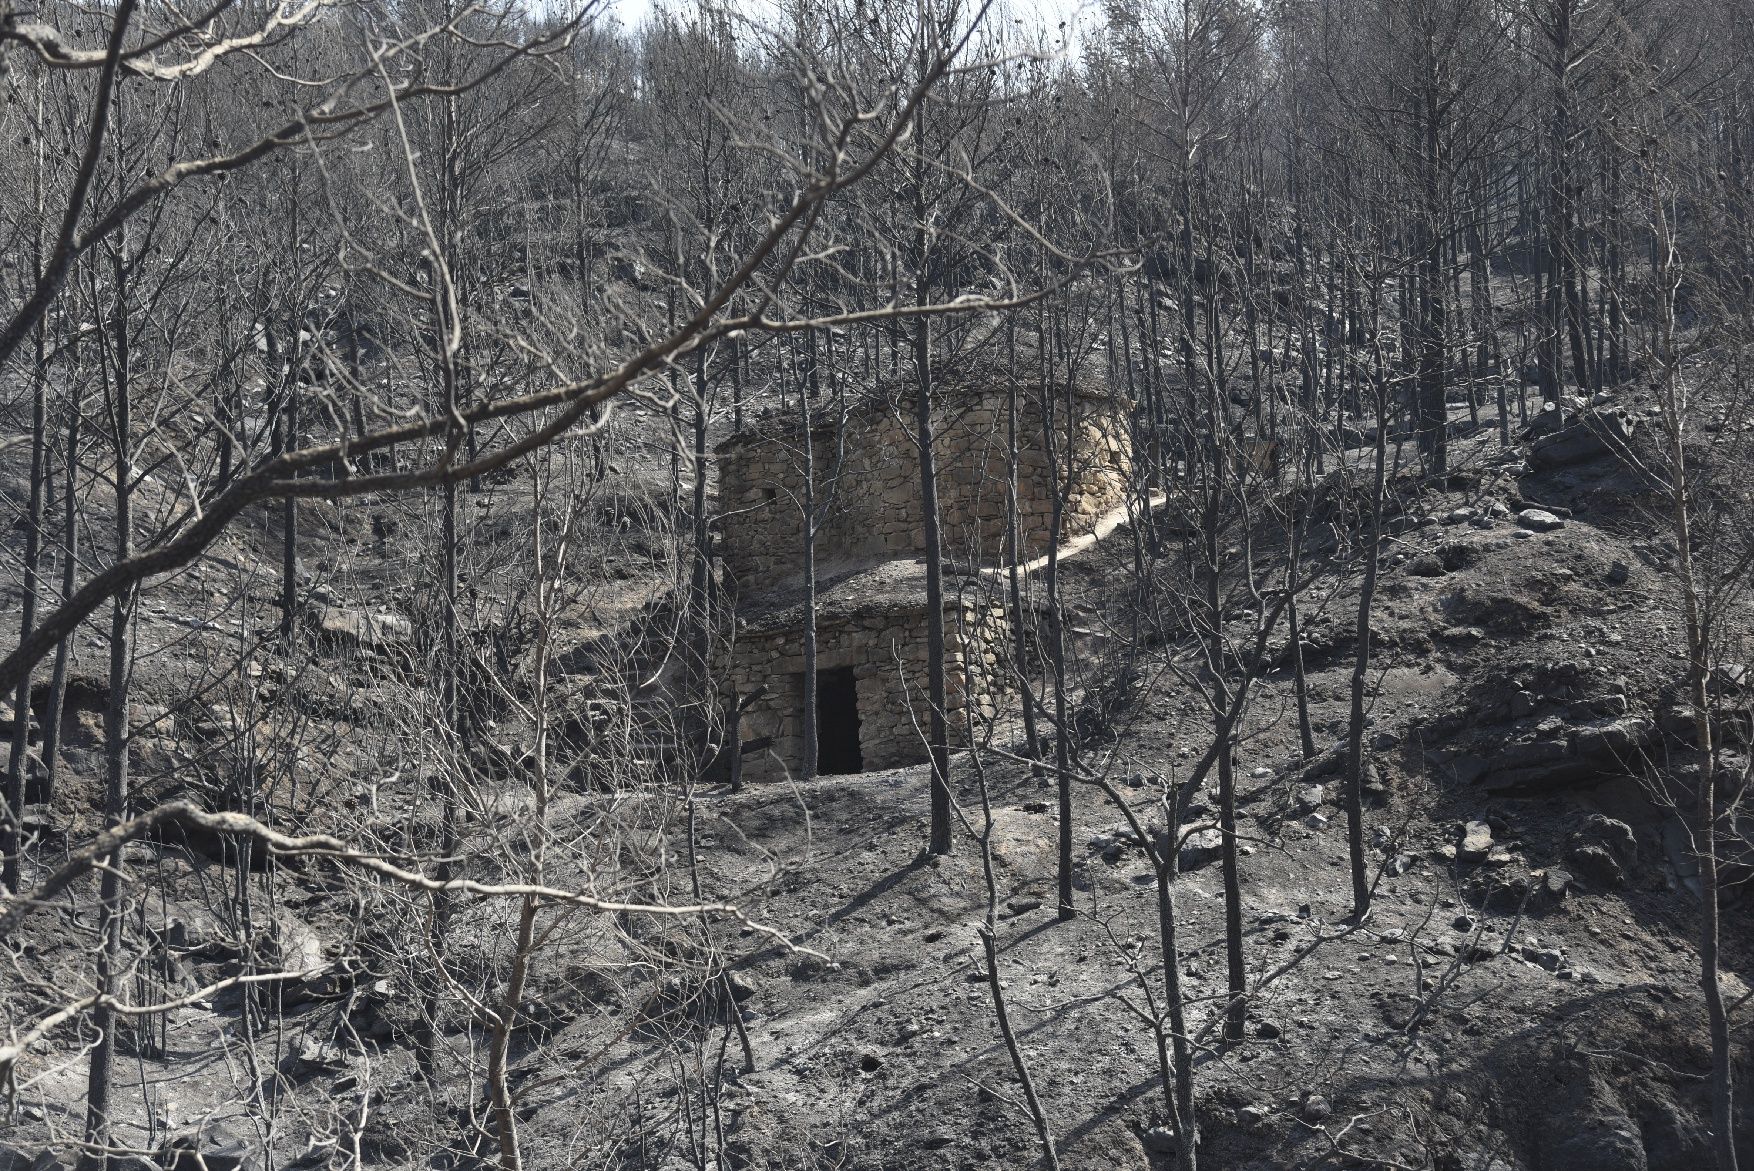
(815, 667, 864, 775)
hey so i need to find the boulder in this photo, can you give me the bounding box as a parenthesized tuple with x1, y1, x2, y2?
(1473, 715, 1659, 792)
(726, 971, 759, 1002)
(1567, 844, 1624, 888)
(0, 1148, 66, 1171)
(1237, 1104, 1270, 1131)
(1179, 828, 1224, 872)
(1530, 868, 1573, 911)
(280, 1033, 347, 1079)
(1517, 508, 1566, 533)
(1574, 813, 1638, 859)
(1659, 703, 1706, 741)
(306, 605, 412, 653)
(1567, 814, 1637, 887)
(1571, 717, 1656, 761)
(1458, 821, 1494, 862)
(1141, 1125, 1178, 1154)
(1498, 735, 1571, 770)
(1523, 401, 1568, 439)
(1529, 409, 1636, 469)
(1295, 744, 1346, 780)
(1522, 943, 1565, 971)
(1428, 751, 1490, 785)
(159, 1123, 260, 1171)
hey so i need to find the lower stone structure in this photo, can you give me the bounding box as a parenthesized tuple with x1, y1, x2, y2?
(721, 561, 1010, 781)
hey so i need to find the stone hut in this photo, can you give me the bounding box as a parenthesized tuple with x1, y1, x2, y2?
(720, 561, 1011, 778)
(715, 367, 1132, 781)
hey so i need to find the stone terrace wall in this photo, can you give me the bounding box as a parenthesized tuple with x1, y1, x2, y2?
(722, 585, 1010, 782)
(717, 384, 1131, 589)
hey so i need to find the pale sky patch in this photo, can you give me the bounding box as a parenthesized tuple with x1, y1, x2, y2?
(600, 0, 1104, 53)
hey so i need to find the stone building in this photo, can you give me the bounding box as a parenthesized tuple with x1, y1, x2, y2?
(715, 370, 1132, 781)
(719, 561, 1012, 777)
(716, 377, 1133, 589)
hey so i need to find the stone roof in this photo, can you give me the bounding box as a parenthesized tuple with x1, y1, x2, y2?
(732, 558, 995, 635)
(713, 345, 1126, 456)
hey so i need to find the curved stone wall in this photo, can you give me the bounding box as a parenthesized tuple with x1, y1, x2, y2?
(716, 384, 1132, 589)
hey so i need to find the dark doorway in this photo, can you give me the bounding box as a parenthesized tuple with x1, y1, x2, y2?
(815, 667, 864, 775)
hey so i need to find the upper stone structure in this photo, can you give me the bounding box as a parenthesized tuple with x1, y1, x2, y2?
(715, 373, 1133, 591)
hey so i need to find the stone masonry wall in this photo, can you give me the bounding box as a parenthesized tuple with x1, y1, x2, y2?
(722, 588, 1010, 782)
(717, 385, 1131, 589)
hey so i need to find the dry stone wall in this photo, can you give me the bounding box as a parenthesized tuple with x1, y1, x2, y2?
(717, 384, 1131, 589)
(721, 579, 1011, 782)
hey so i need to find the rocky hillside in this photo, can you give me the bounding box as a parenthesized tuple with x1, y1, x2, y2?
(2, 385, 1751, 1171)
